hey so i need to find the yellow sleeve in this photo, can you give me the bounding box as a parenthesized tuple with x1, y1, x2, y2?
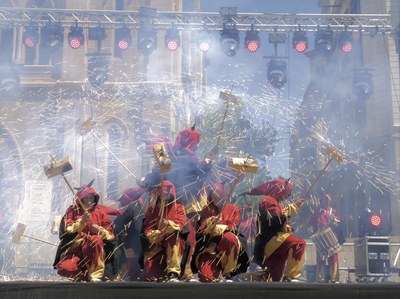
(163, 220, 181, 234)
(66, 218, 85, 234)
(145, 229, 162, 244)
(210, 224, 228, 237)
(286, 203, 298, 218)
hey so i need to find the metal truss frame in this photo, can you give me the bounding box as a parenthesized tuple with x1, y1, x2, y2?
(0, 7, 394, 33)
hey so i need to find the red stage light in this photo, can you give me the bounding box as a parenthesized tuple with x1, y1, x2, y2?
(118, 39, 129, 50)
(68, 27, 84, 50)
(199, 40, 211, 52)
(166, 39, 179, 51)
(69, 38, 82, 49)
(24, 37, 35, 48)
(341, 41, 353, 53)
(246, 40, 259, 52)
(294, 40, 307, 53)
(370, 214, 382, 227)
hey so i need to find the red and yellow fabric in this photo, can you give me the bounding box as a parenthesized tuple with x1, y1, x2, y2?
(56, 205, 114, 281)
(142, 190, 186, 281)
(194, 203, 241, 282)
(250, 179, 306, 282)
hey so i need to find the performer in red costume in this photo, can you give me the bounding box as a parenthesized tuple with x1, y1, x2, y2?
(308, 193, 342, 283)
(245, 178, 306, 282)
(139, 125, 212, 281)
(141, 180, 187, 282)
(191, 184, 249, 282)
(54, 181, 115, 282)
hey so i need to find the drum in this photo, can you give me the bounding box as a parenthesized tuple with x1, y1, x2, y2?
(310, 226, 341, 260)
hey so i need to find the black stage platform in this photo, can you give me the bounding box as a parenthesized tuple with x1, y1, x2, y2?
(1, 282, 399, 299)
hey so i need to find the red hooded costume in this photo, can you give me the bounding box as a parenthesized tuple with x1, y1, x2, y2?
(248, 179, 306, 282)
(55, 182, 114, 282)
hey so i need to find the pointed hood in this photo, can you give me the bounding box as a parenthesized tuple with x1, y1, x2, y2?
(246, 179, 292, 201)
(174, 125, 201, 154)
(75, 179, 99, 206)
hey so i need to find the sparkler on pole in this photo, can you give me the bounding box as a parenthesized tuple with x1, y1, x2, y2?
(152, 143, 172, 230)
(302, 146, 345, 199)
(205, 85, 241, 161)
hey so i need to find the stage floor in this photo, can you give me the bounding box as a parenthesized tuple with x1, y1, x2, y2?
(0, 281, 399, 299)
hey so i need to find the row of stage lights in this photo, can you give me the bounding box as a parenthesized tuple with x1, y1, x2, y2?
(21, 23, 356, 56)
(17, 23, 370, 92)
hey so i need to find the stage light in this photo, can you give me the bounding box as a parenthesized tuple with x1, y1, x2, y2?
(197, 29, 212, 52)
(245, 26, 260, 53)
(68, 26, 84, 49)
(88, 56, 108, 86)
(339, 31, 353, 53)
(114, 27, 131, 56)
(42, 24, 63, 52)
(22, 26, 38, 48)
(353, 69, 373, 100)
(137, 25, 157, 56)
(359, 207, 385, 236)
(315, 29, 335, 56)
(292, 31, 308, 53)
(165, 28, 180, 51)
(267, 60, 287, 89)
(220, 23, 239, 57)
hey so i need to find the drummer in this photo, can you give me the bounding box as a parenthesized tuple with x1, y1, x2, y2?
(308, 193, 342, 283)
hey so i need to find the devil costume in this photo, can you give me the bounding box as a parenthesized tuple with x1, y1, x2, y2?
(191, 183, 249, 282)
(54, 182, 115, 282)
(140, 181, 187, 282)
(246, 179, 306, 282)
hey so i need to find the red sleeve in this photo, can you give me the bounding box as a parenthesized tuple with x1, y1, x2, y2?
(64, 206, 79, 228)
(167, 203, 186, 231)
(220, 204, 240, 231)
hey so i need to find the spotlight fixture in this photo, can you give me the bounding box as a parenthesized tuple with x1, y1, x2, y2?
(359, 207, 385, 236)
(137, 25, 157, 56)
(314, 29, 335, 56)
(22, 26, 39, 48)
(114, 27, 131, 56)
(292, 30, 308, 53)
(42, 24, 63, 52)
(339, 31, 354, 53)
(267, 60, 287, 89)
(196, 29, 212, 52)
(68, 26, 84, 49)
(245, 25, 260, 53)
(220, 23, 239, 57)
(88, 56, 109, 86)
(165, 28, 180, 51)
(353, 69, 373, 100)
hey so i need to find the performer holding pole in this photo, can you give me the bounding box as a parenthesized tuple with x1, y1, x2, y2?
(244, 178, 306, 282)
(190, 155, 258, 282)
